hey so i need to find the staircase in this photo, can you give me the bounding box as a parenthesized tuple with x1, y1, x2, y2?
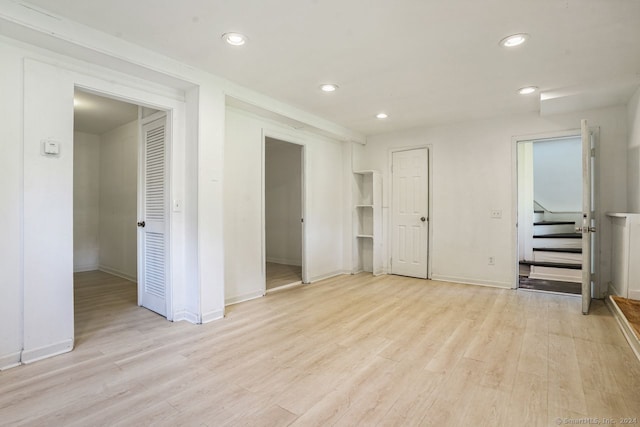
(519, 210, 582, 294)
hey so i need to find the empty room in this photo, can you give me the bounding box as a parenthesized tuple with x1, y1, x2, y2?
(1, 1, 640, 426)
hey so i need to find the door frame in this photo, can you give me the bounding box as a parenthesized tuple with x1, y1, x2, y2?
(387, 145, 433, 279)
(511, 128, 601, 297)
(261, 129, 308, 293)
(71, 78, 185, 322)
(22, 54, 192, 367)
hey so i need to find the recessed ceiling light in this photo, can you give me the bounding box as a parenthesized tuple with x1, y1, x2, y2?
(376, 113, 388, 119)
(222, 32, 247, 46)
(518, 86, 538, 95)
(500, 33, 529, 48)
(320, 84, 339, 92)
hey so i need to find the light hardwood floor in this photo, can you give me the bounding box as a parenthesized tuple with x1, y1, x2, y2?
(266, 262, 302, 290)
(1, 271, 639, 426)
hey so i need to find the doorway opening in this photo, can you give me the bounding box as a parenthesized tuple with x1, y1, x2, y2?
(516, 135, 583, 294)
(73, 89, 165, 341)
(264, 137, 304, 292)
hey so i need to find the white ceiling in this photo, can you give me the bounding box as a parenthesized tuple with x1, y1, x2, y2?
(29, 0, 640, 136)
(74, 90, 138, 135)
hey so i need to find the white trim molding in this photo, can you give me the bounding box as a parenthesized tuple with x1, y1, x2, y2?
(98, 266, 137, 283)
(0, 351, 22, 370)
(225, 290, 265, 307)
(21, 339, 74, 365)
(309, 270, 351, 283)
(201, 309, 225, 324)
(173, 310, 201, 324)
(73, 264, 100, 273)
(431, 274, 513, 289)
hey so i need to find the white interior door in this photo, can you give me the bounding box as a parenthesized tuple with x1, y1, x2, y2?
(138, 114, 169, 317)
(581, 119, 595, 314)
(391, 148, 429, 278)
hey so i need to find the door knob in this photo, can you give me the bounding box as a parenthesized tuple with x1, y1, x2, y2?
(137, 221, 146, 228)
(420, 217, 426, 222)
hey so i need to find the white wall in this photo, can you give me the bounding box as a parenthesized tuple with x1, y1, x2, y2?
(265, 139, 302, 266)
(98, 119, 138, 280)
(533, 137, 582, 212)
(223, 109, 264, 304)
(362, 106, 628, 295)
(224, 108, 347, 305)
(23, 59, 75, 364)
(628, 87, 640, 213)
(0, 40, 25, 369)
(182, 86, 202, 322)
(73, 131, 100, 272)
(73, 121, 138, 280)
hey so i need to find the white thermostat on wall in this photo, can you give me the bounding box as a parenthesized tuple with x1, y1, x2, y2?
(42, 139, 61, 156)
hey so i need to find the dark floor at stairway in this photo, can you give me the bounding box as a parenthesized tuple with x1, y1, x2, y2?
(518, 276, 581, 295)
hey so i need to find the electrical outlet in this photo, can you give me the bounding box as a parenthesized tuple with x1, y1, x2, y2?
(488, 256, 495, 265)
(490, 209, 502, 219)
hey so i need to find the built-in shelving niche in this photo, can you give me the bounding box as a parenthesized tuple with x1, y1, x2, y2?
(353, 170, 383, 275)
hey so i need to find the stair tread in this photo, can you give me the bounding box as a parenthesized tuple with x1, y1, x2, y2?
(533, 221, 575, 226)
(533, 233, 581, 239)
(533, 247, 582, 253)
(519, 260, 582, 269)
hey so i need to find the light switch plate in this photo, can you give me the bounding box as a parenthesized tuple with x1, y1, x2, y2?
(42, 139, 61, 156)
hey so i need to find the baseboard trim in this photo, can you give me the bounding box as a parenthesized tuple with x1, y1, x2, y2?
(607, 282, 640, 300)
(431, 274, 512, 289)
(606, 296, 640, 362)
(74, 264, 99, 273)
(201, 309, 224, 324)
(21, 339, 74, 365)
(266, 257, 302, 267)
(350, 269, 387, 276)
(225, 290, 264, 307)
(608, 281, 624, 298)
(0, 351, 22, 371)
(98, 266, 137, 283)
(173, 310, 200, 324)
(309, 270, 350, 283)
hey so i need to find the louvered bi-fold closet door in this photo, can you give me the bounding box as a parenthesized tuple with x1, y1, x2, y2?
(139, 116, 169, 317)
